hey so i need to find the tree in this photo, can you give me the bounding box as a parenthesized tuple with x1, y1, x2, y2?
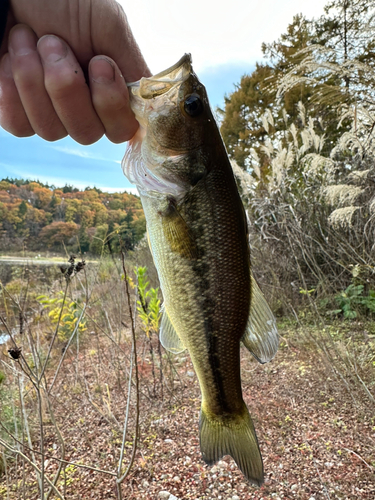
(220, 15, 321, 171)
(314, 0, 375, 66)
(220, 63, 274, 169)
(18, 200, 27, 217)
(0, 181, 146, 252)
(77, 223, 90, 253)
(39, 221, 78, 248)
(277, 0, 375, 110)
(62, 184, 79, 193)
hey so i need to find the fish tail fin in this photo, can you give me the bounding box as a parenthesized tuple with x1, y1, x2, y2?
(199, 404, 264, 486)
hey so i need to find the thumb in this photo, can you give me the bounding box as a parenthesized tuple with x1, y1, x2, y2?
(90, 0, 151, 82)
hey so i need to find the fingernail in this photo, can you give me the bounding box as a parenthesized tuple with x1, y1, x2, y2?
(90, 57, 115, 84)
(0, 54, 12, 77)
(37, 35, 68, 64)
(9, 26, 36, 57)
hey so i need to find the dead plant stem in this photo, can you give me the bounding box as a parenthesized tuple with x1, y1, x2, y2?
(116, 247, 140, 497)
(39, 280, 69, 383)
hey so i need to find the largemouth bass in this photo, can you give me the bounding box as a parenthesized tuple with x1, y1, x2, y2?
(122, 54, 278, 485)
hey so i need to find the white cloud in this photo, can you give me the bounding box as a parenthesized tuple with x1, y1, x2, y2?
(121, 0, 328, 74)
(0, 161, 14, 169)
(50, 145, 118, 163)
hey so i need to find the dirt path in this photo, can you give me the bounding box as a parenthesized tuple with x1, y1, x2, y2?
(1, 331, 374, 499)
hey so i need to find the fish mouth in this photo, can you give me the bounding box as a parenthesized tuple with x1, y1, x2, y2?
(128, 54, 192, 100)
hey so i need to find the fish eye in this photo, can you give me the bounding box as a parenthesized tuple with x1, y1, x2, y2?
(184, 94, 204, 117)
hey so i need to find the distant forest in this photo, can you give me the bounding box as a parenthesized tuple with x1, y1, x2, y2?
(0, 178, 146, 254)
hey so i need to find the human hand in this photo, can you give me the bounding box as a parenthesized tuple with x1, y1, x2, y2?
(0, 0, 150, 144)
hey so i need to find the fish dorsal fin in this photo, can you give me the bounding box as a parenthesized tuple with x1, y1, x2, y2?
(241, 277, 279, 364)
(159, 303, 186, 354)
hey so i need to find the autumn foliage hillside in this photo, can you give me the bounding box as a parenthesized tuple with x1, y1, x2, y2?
(0, 178, 146, 254)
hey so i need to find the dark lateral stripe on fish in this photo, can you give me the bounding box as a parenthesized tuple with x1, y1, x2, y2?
(207, 331, 233, 414)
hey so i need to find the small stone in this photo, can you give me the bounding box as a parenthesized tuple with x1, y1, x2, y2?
(291, 484, 298, 491)
(217, 460, 228, 469)
(232, 496, 240, 500)
(164, 439, 173, 444)
(212, 474, 217, 480)
(158, 492, 170, 499)
(152, 419, 163, 425)
(187, 371, 195, 377)
(161, 474, 168, 480)
(309, 497, 316, 500)
(169, 495, 178, 500)
(173, 476, 180, 482)
(142, 480, 150, 488)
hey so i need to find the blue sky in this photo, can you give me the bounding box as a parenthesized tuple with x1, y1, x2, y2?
(1, 0, 329, 192)
(1, 127, 128, 192)
(0, 62, 252, 192)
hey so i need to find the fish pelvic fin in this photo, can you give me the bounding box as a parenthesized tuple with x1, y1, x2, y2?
(159, 303, 186, 354)
(199, 404, 264, 486)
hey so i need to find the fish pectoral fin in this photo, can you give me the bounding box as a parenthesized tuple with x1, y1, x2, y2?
(162, 200, 198, 259)
(159, 303, 186, 354)
(241, 276, 279, 364)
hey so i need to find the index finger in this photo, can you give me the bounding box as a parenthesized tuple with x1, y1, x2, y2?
(87, 1, 152, 82)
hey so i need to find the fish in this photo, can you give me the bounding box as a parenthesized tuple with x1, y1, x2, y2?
(122, 54, 278, 486)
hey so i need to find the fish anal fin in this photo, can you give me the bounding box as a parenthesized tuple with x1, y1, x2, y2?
(159, 304, 186, 354)
(241, 277, 279, 364)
